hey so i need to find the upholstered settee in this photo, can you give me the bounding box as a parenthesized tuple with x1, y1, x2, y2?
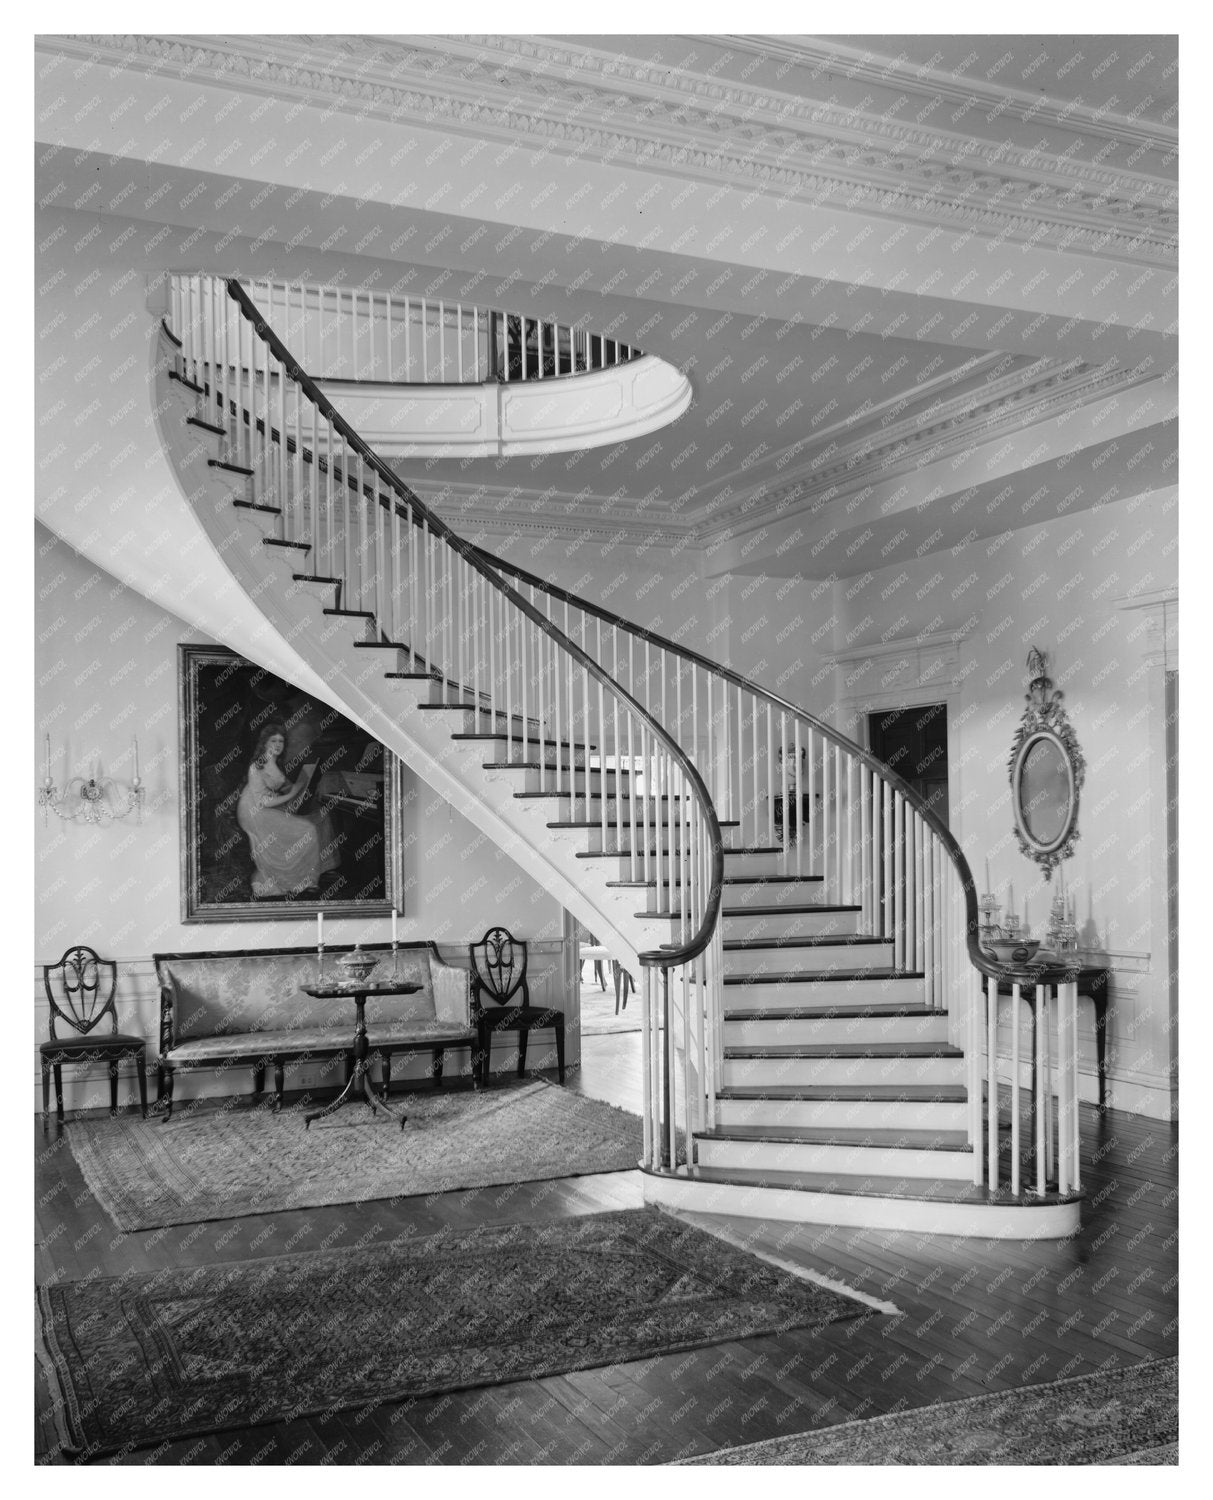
(153, 942, 476, 1116)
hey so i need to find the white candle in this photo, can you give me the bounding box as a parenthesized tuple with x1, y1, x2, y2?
(133, 736, 139, 781)
(392, 908, 398, 947)
(985, 857, 991, 893)
(317, 911, 324, 949)
(44, 734, 51, 785)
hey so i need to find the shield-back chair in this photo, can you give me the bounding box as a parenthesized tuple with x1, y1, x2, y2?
(469, 926, 565, 1086)
(41, 945, 147, 1123)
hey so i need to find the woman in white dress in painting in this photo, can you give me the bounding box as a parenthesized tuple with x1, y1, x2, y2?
(236, 722, 328, 898)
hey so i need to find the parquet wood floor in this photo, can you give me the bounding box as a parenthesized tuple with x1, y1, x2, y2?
(34, 1031, 1178, 1465)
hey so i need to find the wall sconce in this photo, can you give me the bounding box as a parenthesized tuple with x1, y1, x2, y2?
(39, 735, 144, 825)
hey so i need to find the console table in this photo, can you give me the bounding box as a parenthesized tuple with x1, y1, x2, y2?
(302, 980, 421, 1130)
(994, 964, 1109, 1111)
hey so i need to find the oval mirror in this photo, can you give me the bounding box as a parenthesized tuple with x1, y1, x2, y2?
(1008, 649, 1086, 878)
(1013, 731, 1074, 851)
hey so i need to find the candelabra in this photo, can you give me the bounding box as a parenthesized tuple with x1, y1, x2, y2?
(38, 737, 144, 825)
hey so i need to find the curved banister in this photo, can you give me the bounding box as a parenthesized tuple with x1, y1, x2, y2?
(468, 549, 1011, 979)
(220, 277, 724, 970)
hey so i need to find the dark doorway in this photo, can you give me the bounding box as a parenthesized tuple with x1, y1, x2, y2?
(867, 703, 950, 826)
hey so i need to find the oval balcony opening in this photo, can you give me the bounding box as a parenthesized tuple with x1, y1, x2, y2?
(239, 276, 691, 458)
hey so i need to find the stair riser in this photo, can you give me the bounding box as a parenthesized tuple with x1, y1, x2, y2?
(719, 851, 787, 877)
(582, 825, 743, 855)
(557, 796, 691, 822)
(695, 1137, 974, 1181)
(427, 708, 544, 736)
(723, 909, 861, 940)
(723, 1014, 950, 1047)
(633, 878, 828, 913)
(518, 769, 640, 795)
(724, 975, 925, 1008)
(715, 1098, 968, 1131)
(481, 746, 593, 768)
(723, 942, 895, 977)
(722, 1056, 965, 1088)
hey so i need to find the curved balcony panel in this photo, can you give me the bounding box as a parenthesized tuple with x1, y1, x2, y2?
(317, 354, 691, 458)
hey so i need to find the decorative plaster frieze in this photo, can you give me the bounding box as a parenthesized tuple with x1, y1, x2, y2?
(832, 627, 969, 699)
(718, 35, 1177, 156)
(42, 34, 1176, 264)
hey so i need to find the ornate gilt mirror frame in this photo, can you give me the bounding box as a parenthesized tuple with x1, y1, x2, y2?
(1008, 647, 1086, 879)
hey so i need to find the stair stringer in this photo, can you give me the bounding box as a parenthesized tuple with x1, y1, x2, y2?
(151, 339, 671, 973)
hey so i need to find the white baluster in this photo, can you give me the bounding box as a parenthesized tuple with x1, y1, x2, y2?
(1035, 982, 1047, 1195)
(987, 975, 999, 1188)
(1011, 980, 1022, 1195)
(421, 299, 428, 382)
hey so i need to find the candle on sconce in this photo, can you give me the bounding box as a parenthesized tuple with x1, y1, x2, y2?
(44, 734, 51, 786)
(133, 736, 139, 782)
(317, 911, 324, 950)
(1007, 882, 1014, 917)
(391, 908, 398, 947)
(984, 857, 991, 893)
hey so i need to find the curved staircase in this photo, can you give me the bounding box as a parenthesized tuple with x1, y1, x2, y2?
(151, 272, 1086, 1238)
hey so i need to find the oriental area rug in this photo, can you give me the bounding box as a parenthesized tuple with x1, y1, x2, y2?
(38, 1206, 865, 1460)
(678, 1356, 1178, 1465)
(68, 1080, 644, 1231)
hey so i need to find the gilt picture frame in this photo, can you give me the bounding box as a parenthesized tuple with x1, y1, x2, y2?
(179, 645, 402, 921)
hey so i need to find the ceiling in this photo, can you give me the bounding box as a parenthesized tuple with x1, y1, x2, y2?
(34, 32, 1178, 578)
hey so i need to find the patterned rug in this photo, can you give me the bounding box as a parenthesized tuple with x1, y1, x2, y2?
(678, 1356, 1178, 1465)
(38, 1206, 865, 1460)
(68, 1080, 643, 1230)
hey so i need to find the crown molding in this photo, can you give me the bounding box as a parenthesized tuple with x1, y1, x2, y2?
(695, 356, 1158, 544)
(719, 35, 1178, 155)
(41, 34, 1176, 265)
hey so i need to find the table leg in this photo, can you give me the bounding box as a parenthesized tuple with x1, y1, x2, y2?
(304, 992, 407, 1130)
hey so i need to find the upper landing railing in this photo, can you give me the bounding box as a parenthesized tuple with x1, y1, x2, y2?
(232, 277, 641, 386)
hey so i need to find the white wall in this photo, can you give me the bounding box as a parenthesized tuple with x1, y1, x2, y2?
(34, 524, 570, 1110)
(821, 489, 1178, 1117)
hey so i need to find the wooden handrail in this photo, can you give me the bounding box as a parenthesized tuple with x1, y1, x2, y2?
(471, 549, 998, 981)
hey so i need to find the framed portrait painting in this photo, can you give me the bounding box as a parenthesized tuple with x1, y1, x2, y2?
(179, 645, 402, 921)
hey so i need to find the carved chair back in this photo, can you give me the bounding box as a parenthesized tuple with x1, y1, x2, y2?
(43, 945, 119, 1041)
(469, 927, 530, 1009)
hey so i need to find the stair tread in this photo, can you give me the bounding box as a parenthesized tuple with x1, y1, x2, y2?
(724, 969, 925, 984)
(689, 1166, 1071, 1205)
(547, 819, 741, 830)
(724, 903, 860, 916)
(515, 790, 687, 801)
(696, 1124, 970, 1149)
(724, 1042, 964, 1058)
(641, 906, 858, 920)
(291, 574, 342, 585)
(723, 935, 891, 950)
(718, 1084, 968, 1102)
(459, 733, 595, 749)
(724, 1002, 938, 1020)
